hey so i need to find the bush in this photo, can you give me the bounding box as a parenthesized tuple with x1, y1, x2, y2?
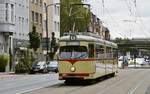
(15, 49, 34, 74)
(0, 55, 10, 72)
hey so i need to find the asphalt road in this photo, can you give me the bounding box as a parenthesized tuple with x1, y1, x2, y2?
(24, 69, 150, 94)
(0, 73, 62, 94)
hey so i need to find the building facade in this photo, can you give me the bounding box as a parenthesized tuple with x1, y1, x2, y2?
(89, 13, 110, 40)
(0, 0, 15, 54)
(13, 0, 29, 50)
(43, 0, 60, 54)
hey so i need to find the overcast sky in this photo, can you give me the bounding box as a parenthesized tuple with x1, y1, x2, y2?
(85, 0, 150, 39)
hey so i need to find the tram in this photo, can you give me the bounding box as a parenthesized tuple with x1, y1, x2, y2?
(58, 33, 118, 82)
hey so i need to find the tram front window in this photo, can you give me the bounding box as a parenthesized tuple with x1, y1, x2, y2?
(60, 46, 88, 59)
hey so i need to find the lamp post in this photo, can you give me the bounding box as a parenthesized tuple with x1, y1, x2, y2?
(45, 3, 60, 62)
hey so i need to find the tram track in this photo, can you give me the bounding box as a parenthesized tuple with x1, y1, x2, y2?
(24, 69, 150, 94)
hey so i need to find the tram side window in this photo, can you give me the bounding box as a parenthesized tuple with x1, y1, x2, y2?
(88, 44, 94, 58)
(96, 44, 104, 58)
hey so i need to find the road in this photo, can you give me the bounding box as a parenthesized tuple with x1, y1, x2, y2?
(24, 69, 150, 94)
(0, 73, 62, 94)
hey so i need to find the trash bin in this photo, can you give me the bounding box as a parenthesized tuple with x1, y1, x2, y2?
(118, 61, 123, 68)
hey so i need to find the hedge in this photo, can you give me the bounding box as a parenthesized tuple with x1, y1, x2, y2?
(0, 54, 10, 72)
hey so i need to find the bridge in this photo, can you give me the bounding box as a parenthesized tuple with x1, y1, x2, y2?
(115, 38, 150, 56)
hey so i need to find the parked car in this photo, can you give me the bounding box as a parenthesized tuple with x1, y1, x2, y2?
(30, 61, 48, 74)
(47, 60, 58, 73)
(135, 58, 147, 65)
(128, 58, 135, 64)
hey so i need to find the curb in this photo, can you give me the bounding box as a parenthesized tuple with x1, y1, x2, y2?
(0, 72, 15, 75)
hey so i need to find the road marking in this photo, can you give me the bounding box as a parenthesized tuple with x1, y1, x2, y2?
(128, 70, 150, 94)
(96, 70, 142, 94)
(16, 87, 45, 94)
(96, 76, 129, 94)
(128, 80, 144, 94)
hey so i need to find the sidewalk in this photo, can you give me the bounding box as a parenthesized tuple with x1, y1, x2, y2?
(0, 72, 18, 79)
(0, 72, 15, 75)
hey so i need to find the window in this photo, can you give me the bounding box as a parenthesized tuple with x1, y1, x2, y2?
(5, 3, 8, 22)
(57, 6, 60, 15)
(54, 21, 57, 31)
(32, 11, 34, 22)
(39, 0, 42, 6)
(26, 19, 28, 25)
(35, 12, 38, 23)
(55, 5, 57, 15)
(35, 0, 38, 4)
(88, 44, 95, 58)
(57, 22, 60, 31)
(60, 46, 88, 59)
(19, 17, 21, 32)
(31, 0, 34, 3)
(22, 18, 24, 32)
(11, 4, 14, 22)
(40, 14, 42, 24)
(55, 5, 60, 15)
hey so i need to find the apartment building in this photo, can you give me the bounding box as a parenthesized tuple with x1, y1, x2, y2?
(13, 0, 29, 50)
(90, 13, 110, 40)
(0, 0, 15, 54)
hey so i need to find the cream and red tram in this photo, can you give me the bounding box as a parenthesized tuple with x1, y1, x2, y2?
(58, 33, 118, 81)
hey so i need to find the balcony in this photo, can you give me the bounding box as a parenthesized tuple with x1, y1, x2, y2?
(0, 22, 15, 34)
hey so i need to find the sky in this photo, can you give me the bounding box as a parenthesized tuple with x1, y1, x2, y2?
(85, 0, 150, 39)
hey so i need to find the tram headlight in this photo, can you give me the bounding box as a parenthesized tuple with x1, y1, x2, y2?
(70, 66, 76, 72)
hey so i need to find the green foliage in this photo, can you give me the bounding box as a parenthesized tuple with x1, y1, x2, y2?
(15, 49, 34, 74)
(0, 55, 10, 72)
(114, 37, 130, 43)
(28, 26, 41, 52)
(60, 0, 91, 35)
(50, 32, 59, 59)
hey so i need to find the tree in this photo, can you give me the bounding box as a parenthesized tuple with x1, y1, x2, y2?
(60, 0, 91, 36)
(15, 49, 34, 74)
(28, 26, 41, 52)
(50, 32, 58, 59)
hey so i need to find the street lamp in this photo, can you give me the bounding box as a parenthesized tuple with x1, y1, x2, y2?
(45, 3, 60, 62)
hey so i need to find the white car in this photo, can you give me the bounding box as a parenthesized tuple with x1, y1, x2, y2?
(47, 60, 58, 73)
(30, 61, 48, 73)
(135, 58, 146, 65)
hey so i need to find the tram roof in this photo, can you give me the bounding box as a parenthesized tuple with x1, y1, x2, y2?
(60, 34, 118, 48)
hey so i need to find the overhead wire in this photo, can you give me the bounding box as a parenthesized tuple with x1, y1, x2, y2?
(100, 0, 127, 38)
(123, 0, 149, 38)
(87, 0, 149, 38)
(133, 0, 150, 37)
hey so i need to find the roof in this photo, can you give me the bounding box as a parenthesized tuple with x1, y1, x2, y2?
(60, 34, 118, 48)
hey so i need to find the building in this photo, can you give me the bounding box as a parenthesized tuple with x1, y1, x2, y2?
(0, 0, 15, 54)
(102, 27, 110, 40)
(0, 0, 15, 71)
(13, 0, 29, 51)
(89, 13, 110, 40)
(43, 0, 60, 54)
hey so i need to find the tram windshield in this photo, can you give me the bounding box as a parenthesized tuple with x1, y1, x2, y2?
(59, 46, 88, 59)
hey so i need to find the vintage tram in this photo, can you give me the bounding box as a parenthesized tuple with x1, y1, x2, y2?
(58, 33, 118, 82)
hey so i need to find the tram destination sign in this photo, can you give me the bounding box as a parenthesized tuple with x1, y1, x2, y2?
(67, 41, 80, 46)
